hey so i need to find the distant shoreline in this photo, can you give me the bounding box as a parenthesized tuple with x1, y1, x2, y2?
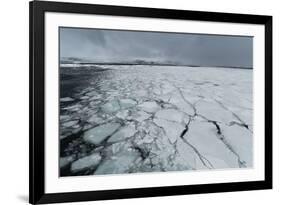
(60, 62, 253, 70)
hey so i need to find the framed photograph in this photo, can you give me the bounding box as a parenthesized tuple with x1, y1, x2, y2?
(29, 1, 272, 204)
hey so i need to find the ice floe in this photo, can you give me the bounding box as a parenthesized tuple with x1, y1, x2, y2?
(95, 150, 140, 175)
(101, 100, 120, 114)
(119, 99, 137, 109)
(60, 97, 75, 102)
(107, 124, 136, 143)
(138, 101, 160, 113)
(83, 123, 121, 145)
(71, 153, 101, 172)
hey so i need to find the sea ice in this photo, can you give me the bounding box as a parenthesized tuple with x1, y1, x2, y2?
(107, 124, 136, 143)
(60, 97, 74, 102)
(60, 65, 253, 176)
(196, 100, 235, 123)
(116, 110, 130, 120)
(71, 153, 101, 172)
(155, 109, 186, 123)
(183, 120, 239, 168)
(221, 124, 252, 166)
(87, 114, 105, 125)
(138, 101, 160, 113)
(101, 100, 120, 114)
(131, 110, 151, 122)
(83, 123, 121, 145)
(60, 156, 74, 168)
(62, 120, 79, 128)
(119, 99, 137, 109)
(94, 150, 140, 175)
(154, 119, 185, 143)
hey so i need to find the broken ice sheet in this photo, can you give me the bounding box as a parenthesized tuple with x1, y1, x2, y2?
(71, 153, 101, 173)
(130, 110, 151, 122)
(95, 150, 140, 175)
(183, 120, 239, 168)
(155, 109, 187, 123)
(154, 118, 185, 144)
(107, 124, 136, 143)
(101, 100, 120, 114)
(83, 123, 121, 145)
(60, 65, 253, 176)
(119, 99, 137, 109)
(138, 101, 160, 113)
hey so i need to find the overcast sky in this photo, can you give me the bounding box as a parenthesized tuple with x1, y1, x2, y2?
(60, 27, 253, 68)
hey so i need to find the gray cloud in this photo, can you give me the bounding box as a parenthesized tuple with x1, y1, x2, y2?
(60, 27, 253, 68)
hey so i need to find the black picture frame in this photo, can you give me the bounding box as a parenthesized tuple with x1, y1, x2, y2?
(29, 1, 272, 204)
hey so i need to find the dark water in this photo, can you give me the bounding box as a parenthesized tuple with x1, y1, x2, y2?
(60, 66, 111, 98)
(59, 66, 114, 176)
